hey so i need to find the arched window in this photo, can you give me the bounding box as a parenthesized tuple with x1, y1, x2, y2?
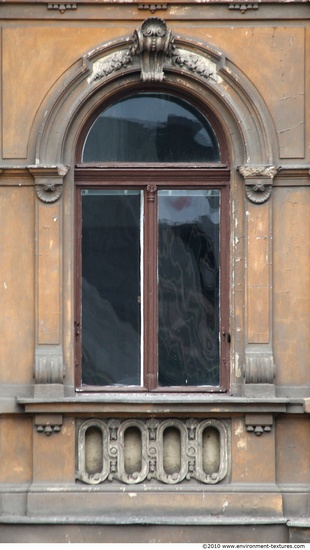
(75, 90, 230, 392)
(82, 93, 220, 163)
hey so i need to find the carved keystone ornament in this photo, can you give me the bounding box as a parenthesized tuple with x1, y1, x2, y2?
(89, 17, 220, 85)
(131, 17, 174, 82)
(88, 19, 277, 208)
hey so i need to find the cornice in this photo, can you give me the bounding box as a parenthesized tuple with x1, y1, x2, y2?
(27, 164, 69, 178)
(0, 0, 309, 21)
(0, 0, 308, 4)
(238, 164, 310, 202)
(276, 165, 310, 179)
(0, 166, 32, 178)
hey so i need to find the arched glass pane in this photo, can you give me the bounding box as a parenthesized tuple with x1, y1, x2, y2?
(82, 93, 220, 163)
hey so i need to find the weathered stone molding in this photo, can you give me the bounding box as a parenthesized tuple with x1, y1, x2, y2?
(228, 3, 258, 13)
(29, 165, 68, 396)
(243, 357, 276, 398)
(89, 18, 220, 85)
(138, 3, 168, 13)
(34, 21, 275, 169)
(35, 181, 62, 203)
(89, 51, 133, 83)
(131, 17, 174, 82)
(34, 414, 63, 436)
(304, 399, 310, 413)
(34, 345, 65, 385)
(47, 3, 77, 13)
(245, 414, 273, 436)
(245, 351, 276, 385)
(239, 165, 276, 397)
(238, 166, 278, 179)
(77, 418, 229, 486)
(29, 165, 69, 203)
(172, 49, 219, 80)
(238, 165, 278, 204)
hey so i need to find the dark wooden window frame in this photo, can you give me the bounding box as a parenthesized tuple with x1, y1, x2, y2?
(74, 164, 230, 393)
(74, 85, 230, 393)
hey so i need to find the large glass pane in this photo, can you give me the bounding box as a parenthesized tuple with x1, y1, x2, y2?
(82, 93, 220, 163)
(81, 190, 142, 386)
(158, 190, 220, 386)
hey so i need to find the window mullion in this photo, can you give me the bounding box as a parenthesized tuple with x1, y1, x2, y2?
(144, 184, 158, 391)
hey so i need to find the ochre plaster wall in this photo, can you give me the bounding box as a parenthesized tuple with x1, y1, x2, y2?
(0, 6, 309, 543)
(2, 26, 127, 159)
(273, 186, 310, 387)
(0, 184, 34, 385)
(1, 26, 306, 161)
(0, 416, 32, 483)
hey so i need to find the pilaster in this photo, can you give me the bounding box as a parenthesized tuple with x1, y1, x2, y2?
(28, 165, 69, 397)
(238, 165, 278, 397)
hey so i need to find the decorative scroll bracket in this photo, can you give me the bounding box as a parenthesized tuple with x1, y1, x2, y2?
(238, 165, 278, 204)
(34, 345, 65, 385)
(244, 349, 276, 397)
(245, 350, 276, 385)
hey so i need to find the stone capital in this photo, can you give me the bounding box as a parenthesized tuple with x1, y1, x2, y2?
(28, 164, 69, 203)
(238, 165, 278, 204)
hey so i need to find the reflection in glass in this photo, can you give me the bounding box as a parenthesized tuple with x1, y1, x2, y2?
(82, 93, 220, 163)
(81, 190, 142, 386)
(158, 190, 220, 386)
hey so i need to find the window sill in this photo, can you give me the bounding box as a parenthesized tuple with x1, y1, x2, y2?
(17, 393, 305, 415)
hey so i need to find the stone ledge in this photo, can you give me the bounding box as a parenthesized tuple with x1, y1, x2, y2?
(17, 394, 306, 415)
(0, 514, 288, 525)
(24, 487, 284, 520)
(303, 398, 310, 413)
(287, 519, 310, 528)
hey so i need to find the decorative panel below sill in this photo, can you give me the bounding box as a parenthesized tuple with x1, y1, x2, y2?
(76, 417, 229, 485)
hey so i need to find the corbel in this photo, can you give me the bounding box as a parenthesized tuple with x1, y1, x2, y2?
(28, 164, 68, 203)
(228, 4, 259, 13)
(28, 165, 69, 397)
(47, 3, 77, 13)
(238, 165, 277, 204)
(245, 414, 273, 436)
(34, 414, 63, 436)
(238, 165, 278, 397)
(138, 4, 168, 13)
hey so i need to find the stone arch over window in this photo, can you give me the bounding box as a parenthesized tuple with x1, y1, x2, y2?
(29, 18, 279, 398)
(30, 18, 277, 167)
